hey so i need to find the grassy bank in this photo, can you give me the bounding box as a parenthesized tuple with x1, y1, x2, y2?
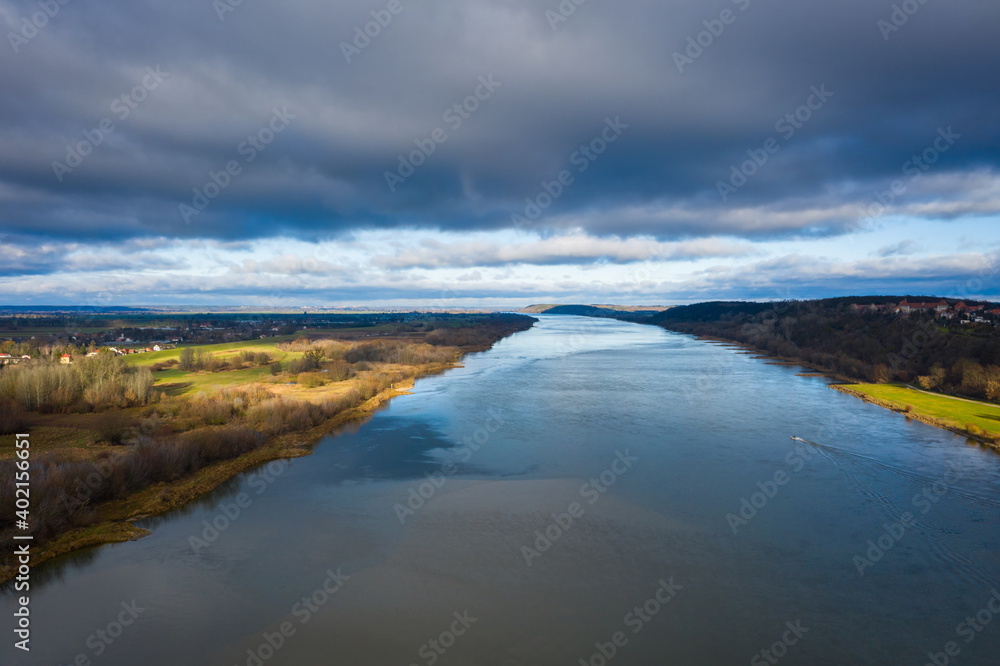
(834, 383, 1000, 448)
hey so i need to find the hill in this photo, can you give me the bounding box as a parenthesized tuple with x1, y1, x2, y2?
(521, 304, 669, 317)
(649, 297, 1000, 402)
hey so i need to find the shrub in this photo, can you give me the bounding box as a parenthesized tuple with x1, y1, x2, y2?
(96, 411, 131, 445)
(138, 413, 163, 437)
(326, 359, 352, 381)
(178, 347, 196, 371)
(0, 425, 270, 551)
(0, 398, 26, 435)
(298, 372, 326, 388)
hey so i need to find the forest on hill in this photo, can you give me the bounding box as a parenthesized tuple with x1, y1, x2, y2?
(649, 297, 1000, 402)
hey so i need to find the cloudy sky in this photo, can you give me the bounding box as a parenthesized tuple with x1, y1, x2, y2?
(1, 0, 999, 307)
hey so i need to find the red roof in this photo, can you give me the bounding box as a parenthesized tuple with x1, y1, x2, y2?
(900, 300, 948, 309)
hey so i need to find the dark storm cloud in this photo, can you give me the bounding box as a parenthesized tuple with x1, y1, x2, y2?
(1, 0, 998, 244)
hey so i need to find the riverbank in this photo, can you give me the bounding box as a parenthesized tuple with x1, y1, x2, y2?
(0, 317, 535, 584)
(0, 377, 430, 584)
(833, 384, 1000, 450)
(656, 330, 997, 446)
(690, 334, 853, 381)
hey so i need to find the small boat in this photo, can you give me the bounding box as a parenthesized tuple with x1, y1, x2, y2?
(790, 436, 808, 443)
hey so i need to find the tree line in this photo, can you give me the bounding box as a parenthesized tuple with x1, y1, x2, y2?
(649, 298, 1000, 402)
(0, 353, 155, 417)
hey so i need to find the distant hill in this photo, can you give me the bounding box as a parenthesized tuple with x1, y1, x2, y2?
(521, 304, 669, 317)
(648, 296, 1000, 402)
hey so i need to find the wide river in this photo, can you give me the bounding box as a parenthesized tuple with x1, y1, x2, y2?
(4, 315, 1000, 665)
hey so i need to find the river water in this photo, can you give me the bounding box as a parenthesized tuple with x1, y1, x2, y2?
(4, 315, 1000, 665)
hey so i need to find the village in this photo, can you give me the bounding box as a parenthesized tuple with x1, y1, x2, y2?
(850, 299, 1000, 325)
(0, 339, 179, 366)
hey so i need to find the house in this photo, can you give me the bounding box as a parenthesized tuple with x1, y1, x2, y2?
(60, 354, 72, 365)
(0, 353, 11, 365)
(899, 299, 949, 314)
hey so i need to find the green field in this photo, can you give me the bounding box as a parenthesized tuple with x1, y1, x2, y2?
(125, 337, 310, 395)
(126, 337, 299, 367)
(124, 327, 410, 395)
(151, 366, 281, 395)
(843, 383, 1000, 438)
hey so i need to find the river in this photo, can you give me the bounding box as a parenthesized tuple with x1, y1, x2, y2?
(4, 315, 1000, 665)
